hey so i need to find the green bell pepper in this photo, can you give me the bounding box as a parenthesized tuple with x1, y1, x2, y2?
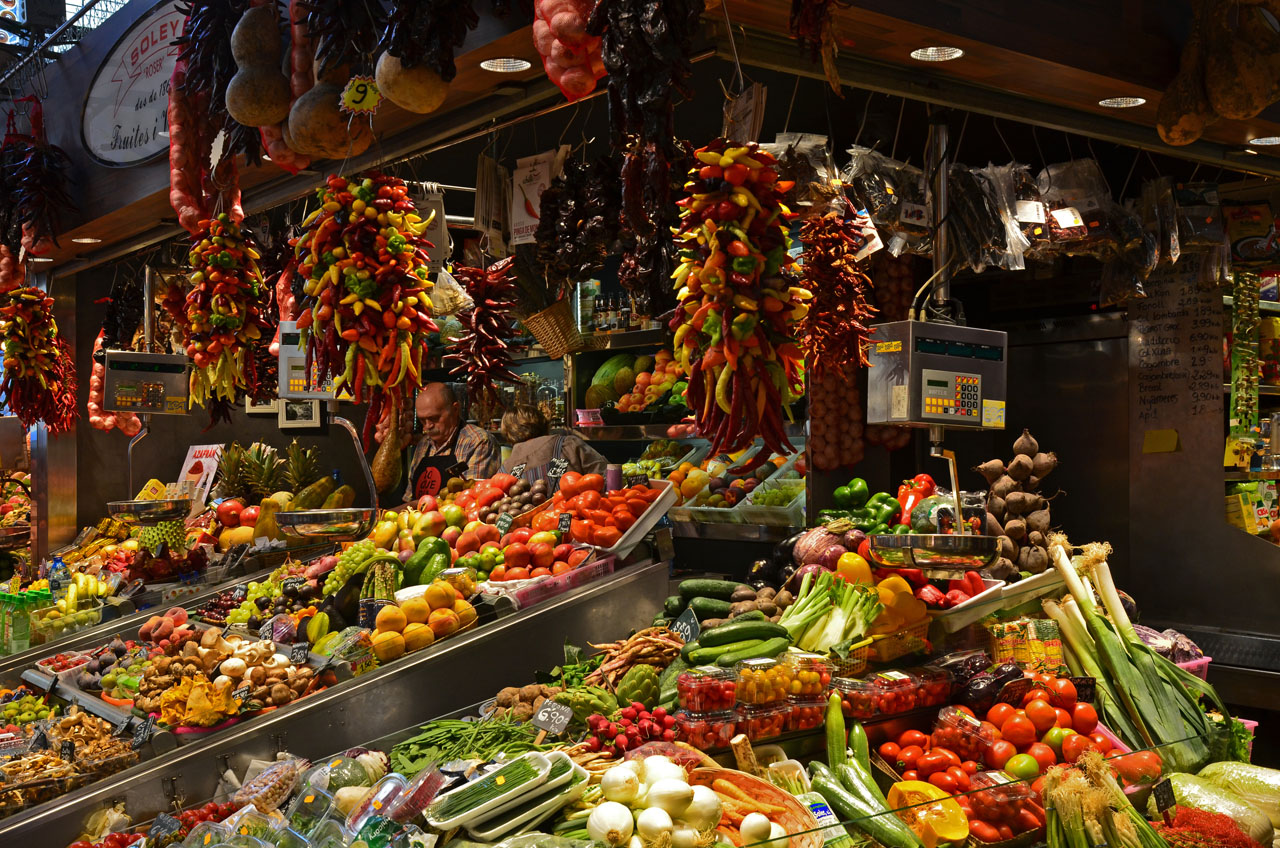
(892, 524, 912, 535)
(866, 497, 901, 527)
(834, 478, 870, 509)
(868, 523, 888, 536)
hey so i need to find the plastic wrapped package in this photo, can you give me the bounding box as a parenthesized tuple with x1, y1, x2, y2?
(763, 133, 841, 215)
(737, 703, 787, 741)
(1197, 761, 1280, 827)
(1147, 772, 1273, 845)
(1009, 164, 1051, 256)
(931, 706, 996, 762)
(675, 710, 737, 750)
(1173, 182, 1225, 250)
(976, 163, 1032, 271)
(1153, 176, 1182, 266)
(1121, 198, 1159, 278)
(1038, 160, 1119, 255)
(676, 666, 737, 712)
(946, 165, 1010, 272)
(1100, 260, 1147, 308)
(844, 145, 905, 225)
(925, 649, 991, 689)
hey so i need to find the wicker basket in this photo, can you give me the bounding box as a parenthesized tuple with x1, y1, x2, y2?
(521, 298, 582, 359)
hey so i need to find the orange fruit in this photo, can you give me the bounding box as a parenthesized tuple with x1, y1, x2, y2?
(375, 605, 407, 634)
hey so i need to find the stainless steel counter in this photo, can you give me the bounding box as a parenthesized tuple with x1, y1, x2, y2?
(0, 558, 668, 845)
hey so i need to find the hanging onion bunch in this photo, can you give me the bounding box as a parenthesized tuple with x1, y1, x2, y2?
(447, 258, 521, 415)
(182, 213, 271, 407)
(293, 173, 437, 448)
(534, 157, 622, 297)
(0, 287, 77, 433)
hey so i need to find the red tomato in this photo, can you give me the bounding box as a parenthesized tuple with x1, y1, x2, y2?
(898, 729, 929, 749)
(901, 769, 919, 781)
(1021, 688, 1051, 707)
(1072, 702, 1099, 735)
(952, 705, 976, 718)
(613, 508, 636, 531)
(1088, 731, 1113, 754)
(1062, 733, 1094, 764)
(1024, 699, 1057, 735)
(579, 473, 605, 492)
(960, 760, 979, 775)
(1026, 742, 1057, 773)
(879, 741, 901, 760)
(626, 497, 649, 517)
(970, 821, 1002, 843)
(987, 703, 1016, 727)
(1112, 751, 1162, 785)
(1000, 714, 1037, 748)
(928, 771, 958, 792)
(559, 471, 582, 497)
(935, 747, 962, 768)
(998, 824, 1015, 840)
(1054, 707, 1074, 728)
(1049, 677, 1077, 708)
(1031, 776, 1046, 798)
(986, 740, 1017, 769)
(591, 525, 622, 547)
(577, 490, 602, 511)
(1014, 809, 1043, 833)
(896, 745, 924, 771)
(915, 751, 950, 779)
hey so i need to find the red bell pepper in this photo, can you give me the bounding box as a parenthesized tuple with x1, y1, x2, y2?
(915, 584, 947, 608)
(896, 474, 936, 526)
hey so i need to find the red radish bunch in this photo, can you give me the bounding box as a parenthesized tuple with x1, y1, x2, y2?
(533, 0, 605, 101)
(585, 703, 677, 756)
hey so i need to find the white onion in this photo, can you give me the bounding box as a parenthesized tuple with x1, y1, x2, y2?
(670, 824, 701, 848)
(740, 813, 773, 845)
(642, 755, 685, 785)
(681, 784, 723, 831)
(644, 778, 694, 818)
(769, 822, 790, 847)
(601, 765, 642, 804)
(636, 807, 674, 841)
(587, 801, 635, 847)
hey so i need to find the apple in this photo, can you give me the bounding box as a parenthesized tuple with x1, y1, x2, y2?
(417, 511, 447, 539)
(216, 499, 244, 528)
(440, 503, 466, 528)
(239, 506, 260, 527)
(503, 542, 531, 568)
(509, 527, 533, 546)
(530, 541, 555, 569)
(464, 520, 487, 535)
(0, 504, 12, 515)
(553, 543, 575, 563)
(441, 526, 462, 548)
(416, 494, 439, 513)
(528, 531, 559, 547)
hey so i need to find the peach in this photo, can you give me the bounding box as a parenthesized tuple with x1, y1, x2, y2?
(428, 608, 460, 637)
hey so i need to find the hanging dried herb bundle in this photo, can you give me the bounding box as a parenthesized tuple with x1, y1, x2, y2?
(588, 0, 700, 308)
(381, 0, 477, 80)
(302, 0, 386, 77)
(447, 258, 521, 411)
(12, 98, 73, 255)
(534, 157, 622, 297)
(174, 0, 261, 163)
(789, 0, 843, 94)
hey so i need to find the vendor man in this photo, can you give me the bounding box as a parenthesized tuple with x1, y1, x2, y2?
(404, 382, 500, 501)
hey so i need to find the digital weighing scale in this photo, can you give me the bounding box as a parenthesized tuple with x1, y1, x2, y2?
(276, 320, 340, 399)
(102, 350, 190, 414)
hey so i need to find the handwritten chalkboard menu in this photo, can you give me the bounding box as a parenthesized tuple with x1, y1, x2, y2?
(1129, 269, 1222, 430)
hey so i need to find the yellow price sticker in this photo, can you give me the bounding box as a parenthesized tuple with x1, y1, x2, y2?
(341, 76, 382, 115)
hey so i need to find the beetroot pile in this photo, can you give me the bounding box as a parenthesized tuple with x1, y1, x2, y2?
(584, 702, 678, 755)
(975, 429, 1060, 580)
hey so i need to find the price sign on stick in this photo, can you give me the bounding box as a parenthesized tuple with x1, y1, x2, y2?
(510, 463, 526, 478)
(132, 714, 156, 750)
(530, 701, 574, 743)
(547, 458, 569, 492)
(290, 642, 311, 664)
(1152, 778, 1176, 824)
(671, 607, 700, 644)
(496, 513, 514, 535)
(60, 739, 75, 762)
(1070, 676, 1097, 703)
(557, 512, 572, 534)
(149, 813, 183, 842)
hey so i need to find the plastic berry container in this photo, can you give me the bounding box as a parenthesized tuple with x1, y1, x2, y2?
(967, 770, 1040, 838)
(830, 676, 876, 720)
(866, 670, 919, 716)
(738, 703, 788, 741)
(675, 710, 737, 751)
(914, 667, 953, 708)
(931, 705, 997, 763)
(676, 666, 737, 713)
(786, 697, 827, 732)
(782, 652, 832, 698)
(735, 657, 793, 706)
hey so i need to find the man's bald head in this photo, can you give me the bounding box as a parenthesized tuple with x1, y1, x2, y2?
(417, 383, 461, 445)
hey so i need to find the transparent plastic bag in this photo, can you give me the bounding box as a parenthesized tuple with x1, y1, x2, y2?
(1121, 198, 1158, 278)
(1153, 176, 1182, 265)
(1099, 260, 1147, 307)
(978, 163, 1031, 271)
(1038, 159, 1123, 257)
(430, 269, 474, 317)
(843, 145, 904, 225)
(1008, 164, 1051, 257)
(1174, 181, 1226, 250)
(946, 165, 1010, 273)
(764, 133, 840, 214)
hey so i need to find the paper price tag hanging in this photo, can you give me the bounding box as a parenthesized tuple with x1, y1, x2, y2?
(1070, 676, 1097, 704)
(132, 714, 156, 750)
(340, 76, 382, 115)
(28, 727, 49, 752)
(557, 512, 573, 534)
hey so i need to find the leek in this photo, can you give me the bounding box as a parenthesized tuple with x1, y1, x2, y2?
(778, 571, 834, 643)
(800, 582, 881, 653)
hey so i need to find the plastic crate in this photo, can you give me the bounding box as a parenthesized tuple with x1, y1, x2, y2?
(1177, 655, 1212, 680)
(737, 478, 806, 527)
(27, 602, 103, 645)
(866, 618, 931, 663)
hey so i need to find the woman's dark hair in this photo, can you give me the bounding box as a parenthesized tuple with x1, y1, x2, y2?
(500, 404, 549, 443)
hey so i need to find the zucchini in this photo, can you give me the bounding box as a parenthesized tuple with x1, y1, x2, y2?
(848, 719, 870, 774)
(688, 639, 762, 665)
(714, 636, 790, 666)
(657, 656, 688, 705)
(664, 595, 685, 617)
(680, 640, 701, 662)
(826, 693, 847, 769)
(689, 597, 732, 621)
(699, 619, 789, 648)
(678, 579, 750, 602)
(812, 774, 923, 848)
(834, 763, 917, 846)
(839, 757, 893, 813)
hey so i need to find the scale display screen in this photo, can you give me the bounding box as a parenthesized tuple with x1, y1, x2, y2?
(107, 360, 188, 374)
(915, 336, 1005, 361)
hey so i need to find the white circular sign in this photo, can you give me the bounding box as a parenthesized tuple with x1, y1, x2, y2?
(81, 1, 185, 167)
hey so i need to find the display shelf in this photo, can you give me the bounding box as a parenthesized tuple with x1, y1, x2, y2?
(574, 422, 806, 443)
(580, 328, 669, 350)
(671, 520, 798, 542)
(0, 559, 669, 845)
(1223, 295, 1280, 315)
(1224, 469, 1280, 481)
(1223, 383, 1280, 395)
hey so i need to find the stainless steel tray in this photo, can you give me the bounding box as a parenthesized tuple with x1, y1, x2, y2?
(275, 507, 377, 542)
(107, 499, 192, 524)
(868, 533, 999, 577)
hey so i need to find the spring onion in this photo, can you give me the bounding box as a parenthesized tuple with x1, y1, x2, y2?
(778, 571, 835, 642)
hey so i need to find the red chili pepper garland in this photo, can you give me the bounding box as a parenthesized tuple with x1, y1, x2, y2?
(293, 173, 437, 449)
(181, 214, 270, 406)
(447, 258, 521, 412)
(0, 287, 77, 433)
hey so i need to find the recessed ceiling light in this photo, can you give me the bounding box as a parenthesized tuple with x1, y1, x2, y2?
(71, 237, 102, 244)
(480, 57, 532, 73)
(1098, 96, 1146, 108)
(28, 256, 52, 263)
(910, 46, 964, 62)
(1249, 136, 1280, 146)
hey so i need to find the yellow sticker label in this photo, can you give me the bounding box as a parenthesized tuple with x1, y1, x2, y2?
(981, 399, 1006, 429)
(875, 340, 902, 353)
(341, 76, 382, 114)
(331, 759, 341, 768)
(496, 775, 506, 786)
(304, 794, 314, 803)
(204, 836, 212, 846)
(373, 800, 383, 810)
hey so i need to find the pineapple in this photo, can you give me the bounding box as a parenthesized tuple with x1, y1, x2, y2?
(284, 439, 323, 493)
(245, 443, 286, 501)
(215, 442, 250, 500)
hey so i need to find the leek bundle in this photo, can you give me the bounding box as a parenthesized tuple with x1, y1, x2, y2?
(1045, 535, 1229, 774)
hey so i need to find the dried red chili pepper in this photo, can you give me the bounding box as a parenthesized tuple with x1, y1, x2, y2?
(447, 258, 521, 413)
(0, 287, 77, 433)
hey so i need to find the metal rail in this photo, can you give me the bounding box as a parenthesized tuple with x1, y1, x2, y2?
(0, 0, 108, 91)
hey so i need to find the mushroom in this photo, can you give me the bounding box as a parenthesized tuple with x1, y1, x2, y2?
(219, 658, 248, 679)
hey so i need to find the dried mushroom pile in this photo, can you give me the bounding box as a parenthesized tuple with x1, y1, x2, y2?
(491, 683, 564, 722)
(976, 429, 1060, 580)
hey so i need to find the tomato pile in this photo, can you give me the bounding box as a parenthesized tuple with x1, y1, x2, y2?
(527, 474, 663, 549)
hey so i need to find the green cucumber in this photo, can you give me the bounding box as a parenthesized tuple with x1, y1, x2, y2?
(699, 619, 789, 647)
(664, 595, 685, 617)
(688, 639, 762, 665)
(729, 610, 767, 623)
(714, 636, 790, 666)
(680, 640, 701, 662)
(826, 692, 847, 769)
(657, 656, 688, 705)
(678, 579, 750, 602)
(689, 597, 733, 620)
(812, 774, 923, 848)
(849, 719, 870, 773)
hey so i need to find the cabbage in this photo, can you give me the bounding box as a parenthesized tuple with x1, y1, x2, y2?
(1149, 773, 1274, 846)
(1199, 761, 1280, 827)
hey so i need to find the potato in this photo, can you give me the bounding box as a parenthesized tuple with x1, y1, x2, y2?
(756, 586, 776, 600)
(729, 601, 757, 617)
(756, 600, 778, 617)
(730, 586, 758, 602)
(700, 618, 726, 630)
(375, 53, 449, 115)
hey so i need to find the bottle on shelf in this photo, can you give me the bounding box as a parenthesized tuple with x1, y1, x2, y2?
(618, 297, 632, 334)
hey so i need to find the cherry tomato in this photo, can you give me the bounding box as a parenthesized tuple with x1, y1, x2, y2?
(901, 769, 919, 781)
(961, 760, 979, 775)
(898, 729, 929, 749)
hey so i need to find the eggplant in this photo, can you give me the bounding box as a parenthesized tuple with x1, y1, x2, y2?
(772, 531, 805, 568)
(746, 558, 778, 589)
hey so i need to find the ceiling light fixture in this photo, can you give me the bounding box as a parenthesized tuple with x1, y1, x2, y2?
(29, 256, 53, 263)
(1248, 136, 1280, 146)
(1098, 96, 1146, 108)
(910, 46, 964, 62)
(480, 57, 532, 73)
(71, 237, 103, 244)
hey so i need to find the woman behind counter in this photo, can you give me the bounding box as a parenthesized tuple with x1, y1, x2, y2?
(500, 404, 608, 482)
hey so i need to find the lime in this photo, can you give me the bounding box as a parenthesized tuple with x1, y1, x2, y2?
(1003, 753, 1040, 781)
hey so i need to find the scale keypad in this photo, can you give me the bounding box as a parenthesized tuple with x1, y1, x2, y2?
(921, 370, 981, 420)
